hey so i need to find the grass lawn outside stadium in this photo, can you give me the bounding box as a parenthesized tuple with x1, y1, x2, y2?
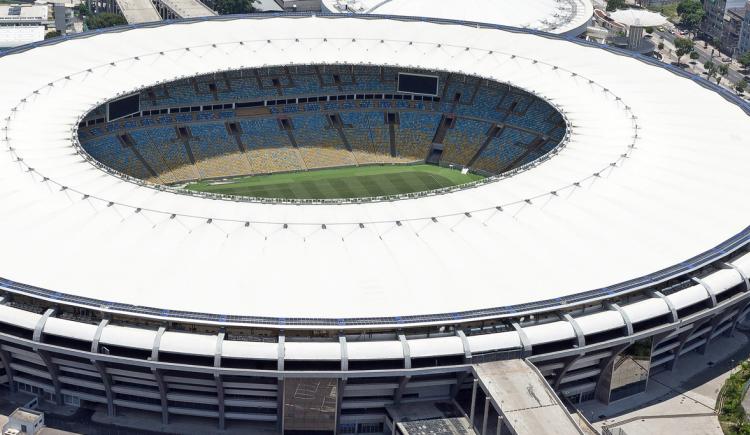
(184, 164, 485, 200)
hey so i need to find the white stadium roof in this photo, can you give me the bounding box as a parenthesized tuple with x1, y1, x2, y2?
(321, 0, 594, 36)
(608, 9, 668, 28)
(0, 15, 748, 327)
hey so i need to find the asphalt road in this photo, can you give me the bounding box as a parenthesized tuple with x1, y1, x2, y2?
(656, 30, 746, 85)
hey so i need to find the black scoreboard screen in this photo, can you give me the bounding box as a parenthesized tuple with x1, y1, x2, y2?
(107, 94, 140, 121)
(397, 73, 439, 96)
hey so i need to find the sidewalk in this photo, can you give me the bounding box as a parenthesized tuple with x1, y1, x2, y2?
(576, 331, 750, 435)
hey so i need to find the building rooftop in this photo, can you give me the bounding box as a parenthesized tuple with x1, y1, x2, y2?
(0, 4, 48, 22)
(608, 8, 668, 27)
(0, 25, 44, 48)
(727, 5, 748, 20)
(8, 408, 42, 424)
(321, 0, 594, 36)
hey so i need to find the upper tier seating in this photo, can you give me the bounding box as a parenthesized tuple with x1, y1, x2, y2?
(79, 66, 565, 184)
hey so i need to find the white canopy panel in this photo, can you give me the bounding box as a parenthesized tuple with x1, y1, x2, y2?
(609, 9, 668, 27)
(285, 342, 341, 361)
(160, 331, 216, 356)
(221, 340, 278, 360)
(465, 331, 522, 353)
(43, 317, 98, 342)
(573, 310, 625, 335)
(666, 284, 710, 311)
(0, 16, 748, 327)
(701, 268, 744, 295)
(0, 305, 42, 330)
(99, 324, 157, 350)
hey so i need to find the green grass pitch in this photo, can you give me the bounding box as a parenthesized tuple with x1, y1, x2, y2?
(184, 164, 484, 200)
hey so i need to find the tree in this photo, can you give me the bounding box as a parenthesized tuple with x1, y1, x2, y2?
(76, 3, 90, 17)
(736, 78, 747, 94)
(645, 26, 654, 34)
(44, 30, 61, 39)
(739, 52, 750, 70)
(689, 51, 699, 60)
(674, 37, 694, 65)
(606, 0, 626, 12)
(676, 0, 705, 36)
(85, 13, 126, 29)
(704, 60, 717, 81)
(716, 63, 729, 85)
(214, 0, 256, 15)
(658, 42, 665, 50)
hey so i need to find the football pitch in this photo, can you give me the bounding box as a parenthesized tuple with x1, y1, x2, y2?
(184, 164, 484, 199)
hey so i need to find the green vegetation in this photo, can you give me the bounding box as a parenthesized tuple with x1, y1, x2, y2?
(739, 52, 750, 70)
(44, 30, 61, 39)
(76, 3, 91, 17)
(185, 164, 484, 200)
(705, 61, 730, 85)
(648, 3, 679, 21)
(736, 79, 747, 95)
(676, 0, 705, 35)
(705, 61, 718, 80)
(718, 361, 750, 434)
(85, 13, 126, 30)
(214, 0, 256, 15)
(717, 63, 730, 86)
(605, 0, 626, 12)
(675, 37, 694, 66)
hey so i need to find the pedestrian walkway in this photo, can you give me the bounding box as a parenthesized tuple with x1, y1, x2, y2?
(473, 359, 585, 435)
(577, 332, 750, 435)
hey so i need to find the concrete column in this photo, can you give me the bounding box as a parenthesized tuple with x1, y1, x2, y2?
(0, 349, 16, 393)
(727, 299, 750, 338)
(151, 327, 169, 425)
(337, 336, 347, 434)
(469, 378, 478, 424)
(33, 308, 62, 405)
(452, 330, 472, 397)
(609, 303, 634, 336)
(723, 262, 750, 292)
(399, 334, 411, 368)
(277, 334, 285, 435)
(214, 332, 225, 430)
(594, 342, 631, 404)
(394, 334, 411, 405)
(91, 319, 114, 416)
(563, 314, 586, 348)
(693, 277, 718, 307)
(651, 291, 678, 323)
(512, 323, 532, 355)
(671, 318, 710, 370)
(554, 353, 584, 389)
(457, 330, 472, 361)
(482, 397, 490, 435)
(496, 415, 503, 435)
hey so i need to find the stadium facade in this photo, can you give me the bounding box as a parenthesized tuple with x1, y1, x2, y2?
(0, 13, 749, 434)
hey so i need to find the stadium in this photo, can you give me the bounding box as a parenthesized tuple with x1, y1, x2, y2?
(0, 12, 749, 435)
